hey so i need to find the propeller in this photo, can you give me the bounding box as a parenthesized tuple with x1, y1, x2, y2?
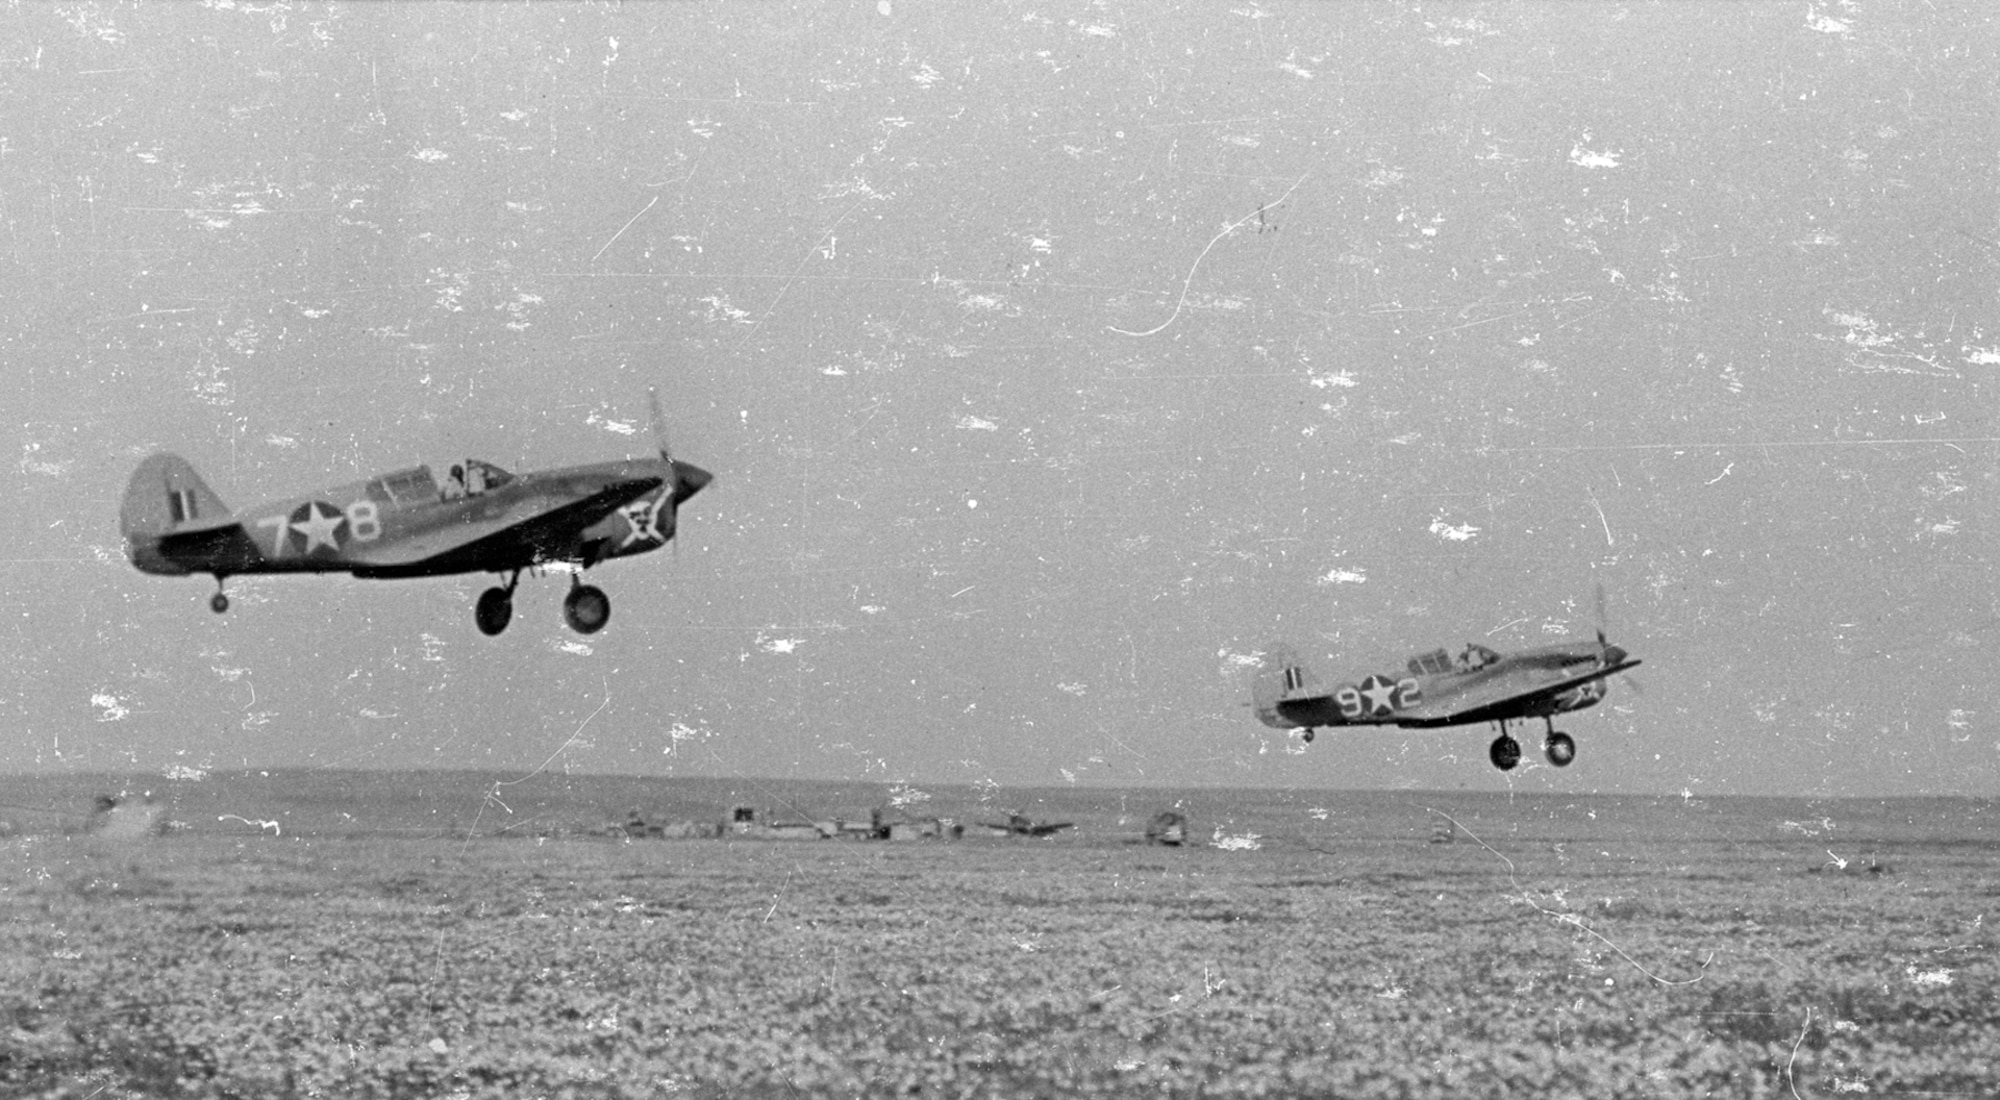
(648, 386, 672, 465)
(645, 385, 713, 550)
(1592, 579, 1644, 696)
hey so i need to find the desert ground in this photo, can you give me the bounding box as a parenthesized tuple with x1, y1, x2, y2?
(2, 771, 1994, 1098)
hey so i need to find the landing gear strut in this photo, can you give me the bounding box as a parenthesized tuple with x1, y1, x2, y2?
(475, 570, 521, 637)
(1489, 719, 1579, 771)
(472, 569, 615, 637)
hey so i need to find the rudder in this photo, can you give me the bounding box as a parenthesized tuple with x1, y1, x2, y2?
(120, 453, 232, 540)
(1252, 642, 1320, 728)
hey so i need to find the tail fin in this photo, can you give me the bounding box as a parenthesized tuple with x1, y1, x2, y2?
(120, 453, 232, 541)
(1252, 643, 1321, 728)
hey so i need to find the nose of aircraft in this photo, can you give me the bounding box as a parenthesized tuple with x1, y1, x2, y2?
(673, 460, 713, 502)
(1601, 644, 1628, 667)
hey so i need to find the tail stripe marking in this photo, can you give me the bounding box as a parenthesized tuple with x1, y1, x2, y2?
(166, 486, 198, 523)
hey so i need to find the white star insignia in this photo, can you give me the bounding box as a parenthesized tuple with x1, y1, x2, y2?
(1360, 677, 1399, 714)
(619, 494, 667, 547)
(291, 502, 345, 555)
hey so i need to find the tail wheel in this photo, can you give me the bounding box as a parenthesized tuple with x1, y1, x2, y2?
(210, 591, 230, 614)
(1544, 732, 1577, 767)
(475, 587, 514, 636)
(563, 584, 611, 635)
(1489, 735, 1521, 772)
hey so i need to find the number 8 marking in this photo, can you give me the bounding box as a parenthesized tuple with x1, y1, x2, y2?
(346, 500, 381, 542)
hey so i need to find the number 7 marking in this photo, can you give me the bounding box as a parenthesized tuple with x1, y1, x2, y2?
(255, 515, 288, 558)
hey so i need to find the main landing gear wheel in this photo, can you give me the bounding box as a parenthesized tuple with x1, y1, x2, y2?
(563, 584, 611, 635)
(1544, 731, 1577, 767)
(475, 587, 514, 636)
(1489, 735, 1522, 772)
(1301, 728, 1317, 744)
(475, 570, 523, 637)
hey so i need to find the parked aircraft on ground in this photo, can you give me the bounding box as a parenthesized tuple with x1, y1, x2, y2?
(979, 813, 1075, 837)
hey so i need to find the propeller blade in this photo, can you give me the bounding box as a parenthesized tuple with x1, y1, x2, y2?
(648, 386, 672, 465)
(1591, 580, 1640, 694)
(1594, 579, 1609, 646)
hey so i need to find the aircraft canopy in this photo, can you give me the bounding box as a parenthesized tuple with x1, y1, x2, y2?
(369, 465, 440, 504)
(462, 459, 514, 492)
(1456, 644, 1500, 671)
(1407, 644, 1501, 676)
(1407, 648, 1454, 676)
(440, 459, 515, 498)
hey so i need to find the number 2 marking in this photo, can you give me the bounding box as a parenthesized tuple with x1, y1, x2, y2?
(1395, 677, 1423, 707)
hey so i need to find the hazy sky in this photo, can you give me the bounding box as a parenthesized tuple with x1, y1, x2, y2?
(5, 2, 1995, 796)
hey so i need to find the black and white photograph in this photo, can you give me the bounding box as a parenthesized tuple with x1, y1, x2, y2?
(3, 1, 1995, 1095)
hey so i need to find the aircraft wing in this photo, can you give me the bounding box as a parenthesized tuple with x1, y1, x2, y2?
(1392, 659, 1641, 728)
(351, 476, 662, 578)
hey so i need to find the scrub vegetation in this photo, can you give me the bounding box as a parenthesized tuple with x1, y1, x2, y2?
(1, 784, 1993, 1098)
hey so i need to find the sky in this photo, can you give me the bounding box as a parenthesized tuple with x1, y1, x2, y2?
(3, 2, 1995, 797)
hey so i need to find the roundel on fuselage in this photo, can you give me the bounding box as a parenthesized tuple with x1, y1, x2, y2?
(287, 501, 348, 556)
(1358, 674, 1401, 717)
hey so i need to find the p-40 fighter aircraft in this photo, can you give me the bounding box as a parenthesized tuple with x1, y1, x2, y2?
(120, 391, 711, 637)
(978, 813, 1075, 837)
(1252, 612, 1639, 772)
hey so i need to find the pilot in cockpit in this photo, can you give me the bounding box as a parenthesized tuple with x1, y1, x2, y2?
(442, 464, 467, 501)
(1456, 644, 1496, 672)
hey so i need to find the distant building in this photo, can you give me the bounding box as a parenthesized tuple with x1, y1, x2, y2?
(604, 802, 958, 842)
(624, 808, 660, 838)
(725, 805, 825, 841)
(871, 806, 960, 841)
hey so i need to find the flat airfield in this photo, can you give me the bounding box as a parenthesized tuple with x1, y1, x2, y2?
(2, 771, 1994, 1098)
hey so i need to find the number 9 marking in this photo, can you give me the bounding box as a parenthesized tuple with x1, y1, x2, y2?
(1335, 686, 1363, 720)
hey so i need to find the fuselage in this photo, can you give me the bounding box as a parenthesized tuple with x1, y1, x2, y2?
(127, 455, 710, 580)
(1258, 639, 1631, 731)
